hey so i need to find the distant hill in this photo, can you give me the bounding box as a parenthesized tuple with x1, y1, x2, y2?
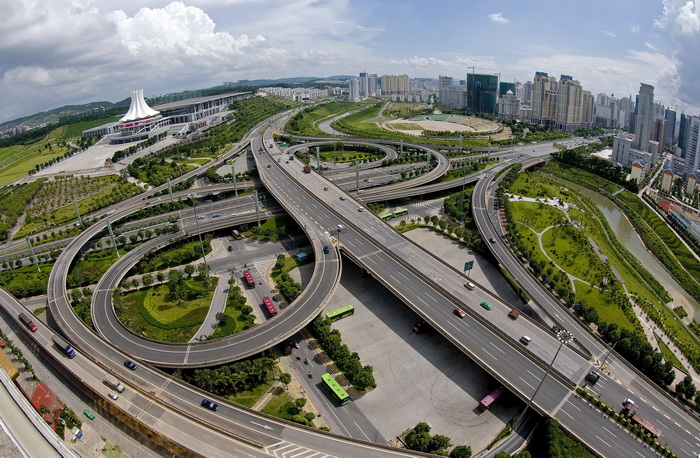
(0, 100, 129, 132)
(1, 76, 356, 132)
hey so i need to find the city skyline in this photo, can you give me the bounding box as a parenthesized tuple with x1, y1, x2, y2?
(1, 0, 698, 124)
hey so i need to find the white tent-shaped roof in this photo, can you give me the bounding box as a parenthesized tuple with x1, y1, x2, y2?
(119, 89, 160, 122)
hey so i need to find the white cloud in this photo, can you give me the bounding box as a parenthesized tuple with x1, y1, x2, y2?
(630, 24, 640, 34)
(488, 13, 509, 24)
(603, 31, 617, 38)
(655, 0, 700, 110)
(388, 56, 451, 67)
(511, 50, 677, 108)
(0, 0, 370, 123)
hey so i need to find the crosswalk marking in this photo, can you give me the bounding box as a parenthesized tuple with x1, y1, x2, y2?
(264, 441, 336, 458)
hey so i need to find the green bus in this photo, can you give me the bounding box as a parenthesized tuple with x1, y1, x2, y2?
(380, 208, 409, 221)
(326, 305, 354, 322)
(321, 373, 350, 406)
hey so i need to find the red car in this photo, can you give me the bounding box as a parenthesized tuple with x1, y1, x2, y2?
(453, 308, 466, 318)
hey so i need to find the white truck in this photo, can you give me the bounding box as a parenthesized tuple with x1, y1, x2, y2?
(103, 374, 125, 393)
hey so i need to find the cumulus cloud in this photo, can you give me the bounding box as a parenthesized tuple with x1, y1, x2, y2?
(0, 0, 368, 123)
(630, 24, 640, 33)
(388, 56, 451, 67)
(488, 12, 509, 23)
(655, 0, 700, 109)
(513, 51, 677, 108)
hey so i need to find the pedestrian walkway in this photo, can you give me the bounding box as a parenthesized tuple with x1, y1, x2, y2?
(251, 345, 331, 431)
(633, 305, 700, 385)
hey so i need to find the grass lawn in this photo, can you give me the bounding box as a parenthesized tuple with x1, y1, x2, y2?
(509, 201, 566, 232)
(316, 150, 382, 163)
(119, 279, 216, 342)
(259, 215, 292, 232)
(228, 378, 275, 408)
(541, 227, 601, 285)
(573, 280, 637, 332)
(389, 122, 424, 130)
(655, 334, 686, 371)
(271, 256, 304, 284)
(261, 390, 293, 417)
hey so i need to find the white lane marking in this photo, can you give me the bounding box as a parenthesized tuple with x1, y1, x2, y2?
(518, 377, 534, 390)
(595, 436, 611, 447)
(482, 348, 497, 360)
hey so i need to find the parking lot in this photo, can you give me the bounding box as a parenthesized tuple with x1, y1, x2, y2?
(319, 228, 522, 451)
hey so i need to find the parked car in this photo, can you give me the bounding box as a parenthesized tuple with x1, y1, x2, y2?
(201, 399, 219, 411)
(124, 360, 137, 370)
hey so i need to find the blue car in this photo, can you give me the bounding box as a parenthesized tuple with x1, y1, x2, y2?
(212, 213, 221, 218)
(201, 399, 219, 411)
(124, 360, 137, 370)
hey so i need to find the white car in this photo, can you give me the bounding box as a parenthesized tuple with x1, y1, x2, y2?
(108, 391, 119, 400)
(464, 281, 475, 290)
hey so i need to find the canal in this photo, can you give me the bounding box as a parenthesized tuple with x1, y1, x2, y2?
(549, 176, 699, 321)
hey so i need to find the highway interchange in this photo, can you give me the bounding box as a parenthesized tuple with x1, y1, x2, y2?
(1, 108, 699, 457)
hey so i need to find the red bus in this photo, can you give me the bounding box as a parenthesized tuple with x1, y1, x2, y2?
(243, 270, 255, 288)
(478, 386, 505, 411)
(262, 296, 277, 318)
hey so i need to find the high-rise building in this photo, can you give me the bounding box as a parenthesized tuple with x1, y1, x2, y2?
(618, 97, 634, 130)
(439, 75, 453, 88)
(368, 74, 378, 97)
(359, 72, 369, 98)
(679, 112, 691, 154)
(683, 116, 700, 177)
(441, 85, 468, 109)
(380, 74, 409, 95)
(665, 108, 676, 146)
(652, 118, 666, 152)
(582, 91, 595, 129)
(633, 83, 654, 153)
(498, 89, 520, 120)
(612, 134, 634, 165)
(438, 75, 454, 106)
(531, 72, 558, 126)
(522, 81, 533, 106)
(466, 73, 499, 114)
(499, 82, 516, 97)
(554, 75, 584, 131)
(348, 78, 360, 102)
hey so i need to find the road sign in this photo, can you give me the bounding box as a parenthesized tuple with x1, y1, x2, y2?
(464, 261, 474, 272)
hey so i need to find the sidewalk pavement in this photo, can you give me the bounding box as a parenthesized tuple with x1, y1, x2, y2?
(251, 346, 331, 431)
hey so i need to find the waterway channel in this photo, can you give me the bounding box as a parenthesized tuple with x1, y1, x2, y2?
(548, 177, 700, 322)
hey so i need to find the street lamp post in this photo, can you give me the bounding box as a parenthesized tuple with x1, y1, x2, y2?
(517, 329, 573, 428)
(599, 337, 621, 370)
(188, 194, 210, 288)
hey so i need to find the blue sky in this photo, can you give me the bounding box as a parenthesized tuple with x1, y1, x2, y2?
(1, 0, 698, 124)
